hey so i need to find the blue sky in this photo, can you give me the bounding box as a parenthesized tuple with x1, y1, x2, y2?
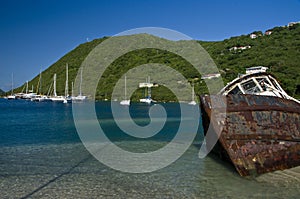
(1, 0, 300, 91)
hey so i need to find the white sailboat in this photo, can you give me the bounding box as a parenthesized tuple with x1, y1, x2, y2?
(31, 70, 49, 102)
(120, 75, 130, 105)
(188, 83, 197, 105)
(21, 81, 29, 99)
(49, 73, 65, 102)
(7, 73, 16, 100)
(72, 67, 87, 102)
(139, 76, 152, 104)
(22, 83, 37, 100)
(15, 81, 27, 99)
(63, 64, 71, 103)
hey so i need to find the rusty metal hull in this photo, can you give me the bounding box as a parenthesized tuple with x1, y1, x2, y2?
(200, 94, 300, 176)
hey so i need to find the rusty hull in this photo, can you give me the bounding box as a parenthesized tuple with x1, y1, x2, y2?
(200, 94, 300, 176)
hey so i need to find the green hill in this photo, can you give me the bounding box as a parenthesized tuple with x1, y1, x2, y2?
(14, 24, 300, 100)
(14, 37, 108, 98)
(0, 89, 4, 96)
(199, 24, 300, 97)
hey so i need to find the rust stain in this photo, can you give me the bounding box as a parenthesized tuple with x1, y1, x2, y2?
(200, 94, 300, 176)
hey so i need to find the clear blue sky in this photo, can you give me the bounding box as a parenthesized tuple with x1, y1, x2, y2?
(1, 0, 300, 91)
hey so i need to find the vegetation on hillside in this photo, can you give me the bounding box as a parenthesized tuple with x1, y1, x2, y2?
(13, 24, 300, 100)
(14, 37, 108, 97)
(199, 23, 300, 98)
(0, 89, 4, 96)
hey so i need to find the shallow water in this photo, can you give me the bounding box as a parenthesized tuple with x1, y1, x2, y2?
(0, 99, 299, 198)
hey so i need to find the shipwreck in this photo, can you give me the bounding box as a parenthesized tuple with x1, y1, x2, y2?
(200, 66, 300, 176)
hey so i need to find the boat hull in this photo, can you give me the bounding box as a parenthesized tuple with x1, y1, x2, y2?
(7, 95, 16, 100)
(140, 98, 152, 104)
(120, 100, 130, 106)
(200, 94, 300, 176)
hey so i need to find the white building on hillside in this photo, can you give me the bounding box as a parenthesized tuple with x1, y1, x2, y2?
(250, 34, 257, 39)
(201, 73, 221, 80)
(246, 66, 268, 74)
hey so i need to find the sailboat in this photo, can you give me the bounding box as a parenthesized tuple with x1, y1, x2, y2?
(120, 75, 130, 105)
(31, 70, 49, 102)
(139, 76, 153, 104)
(49, 73, 65, 102)
(72, 67, 87, 102)
(15, 80, 27, 99)
(7, 73, 16, 100)
(21, 81, 29, 99)
(63, 64, 71, 103)
(22, 83, 37, 100)
(188, 83, 197, 105)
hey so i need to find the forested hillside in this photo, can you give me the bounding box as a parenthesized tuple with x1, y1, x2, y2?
(0, 89, 4, 96)
(14, 24, 300, 100)
(200, 23, 300, 97)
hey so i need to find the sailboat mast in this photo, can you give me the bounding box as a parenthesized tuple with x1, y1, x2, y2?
(35, 71, 41, 95)
(144, 77, 147, 97)
(11, 73, 14, 95)
(26, 81, 28, 94)
(192, 83, 195, 101)
(72, 82, 74, 97)
(39, 71, 42, 95)
(124, 75, 127, 100)
(148, 76, 151, 98)
(53, 74, 57, 96)
(79, 68, 82, 96)
(65, 64, 69, 97)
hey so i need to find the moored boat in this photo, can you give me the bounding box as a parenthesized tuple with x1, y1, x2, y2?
(49, 74, 65, 102)
(139, 76, 153, 104)
(139, 97, 152, 104)
(71, 68, 87, 102)
(30, 95, 50, 102)
(120, 75, 130, 106)
(6, 95, 16, 100)
(199, 66, 300, 176)
(6, 73, 16, 100)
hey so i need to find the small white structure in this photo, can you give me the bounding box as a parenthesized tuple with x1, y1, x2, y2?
(250, 34, 257, 39)
(139, 82, 154, 88)
(288, 21, 300, 27)
(265, 31, 272, 35)
(229, 46, 238, 51)
(240, 45, 251, 50)
(246, 66, 268, 74)
(201, 73, 221, 80)
(229, 45, 251, 51)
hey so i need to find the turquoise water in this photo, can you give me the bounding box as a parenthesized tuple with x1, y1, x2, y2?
(0, 99, 299, 198)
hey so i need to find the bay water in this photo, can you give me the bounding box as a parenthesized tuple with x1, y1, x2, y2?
(0, 99, 299, 198)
